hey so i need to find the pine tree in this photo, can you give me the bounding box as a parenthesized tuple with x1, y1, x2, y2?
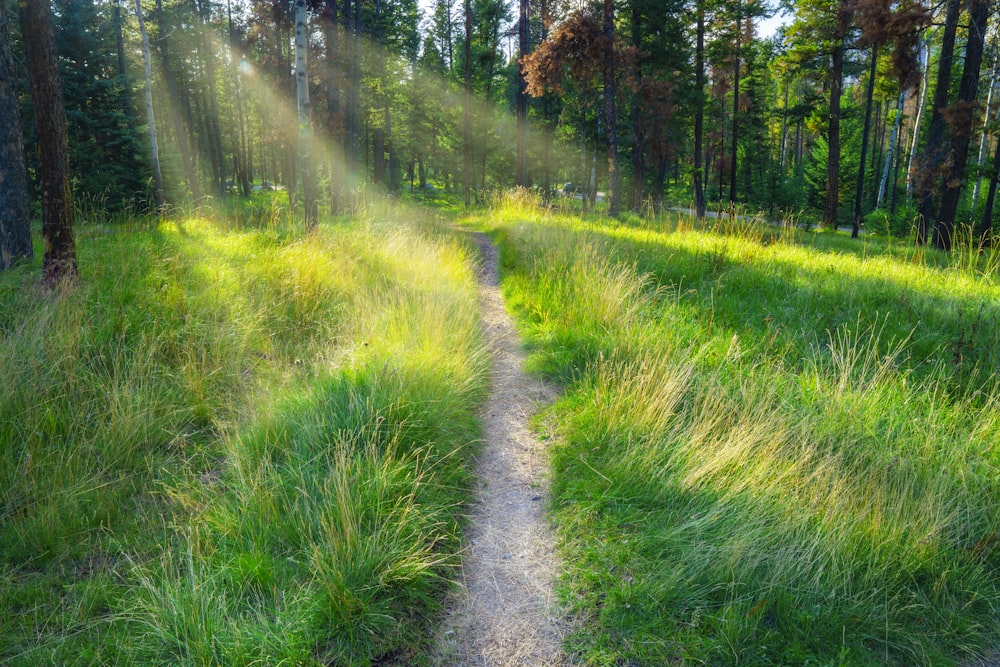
(20, 0, 78, 285)
(914, 0, 960, 245)
(933, 0, 988, 249)
(56, 0, 148, 208)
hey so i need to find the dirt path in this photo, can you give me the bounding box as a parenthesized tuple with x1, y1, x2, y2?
(431, 233, 568, 666)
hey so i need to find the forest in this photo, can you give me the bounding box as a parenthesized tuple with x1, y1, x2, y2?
(3, 0, 1000, 665)
(2, 0, 1000, 264)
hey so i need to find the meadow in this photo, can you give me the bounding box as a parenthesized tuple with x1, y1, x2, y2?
(476, 192, 1000, 666)
(0, 200, 489, 665)
(4, 188, 1000, 666)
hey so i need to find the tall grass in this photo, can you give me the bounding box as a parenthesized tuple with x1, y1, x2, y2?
(0, 209, 488, 664)
(480, 204, 1000, 665)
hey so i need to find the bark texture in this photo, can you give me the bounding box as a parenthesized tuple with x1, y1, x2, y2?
(295, 0, 317, 230)
(853, 45, 878, 238)
(20, 0, 78, 285)
(516, 0, 529, 188)
(933, 0, 988, 250)
(915, 0, 960, 245)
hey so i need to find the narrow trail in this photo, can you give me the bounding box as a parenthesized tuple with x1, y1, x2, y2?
(431, 233, 568, 666)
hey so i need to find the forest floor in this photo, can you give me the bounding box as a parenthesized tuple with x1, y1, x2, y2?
(430, 232, 569, 666)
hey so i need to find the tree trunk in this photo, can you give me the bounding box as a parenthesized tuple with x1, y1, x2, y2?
(375, 0, 398, 192)
(347, 0, 361, 183)
(915, 0, 960, 245)
(0, 2, 31, 270)
(870, 98, 886, 206)
(373, 127, 385, 183)
(515, 0, 529, 187)
(112, 0, 134, 125)
(977, 131, 1000, 243)
(322, 0, 341, 209)
(693, 0, 705, 217)
(114, 0, 127, 79)
(779, 78, 789, 173)
(20, 0, 78, 285)
(228, 0, 250, 197)
(295, 0, 318, 231)
(602, 0, 620, 217)
(934, 0, 988, 250)
(196, 0, 226, 197)
(878, 91, 905, 208)
(135, 0, 164, 208)
(972, 53, 999, 210)
(463, 0, 471, 208)
(853, 43, 878, 238)
(906, 38, 930, 195)
(729, 1, 740, 204)
(824, 3, 850, 230)
(631, 3, 643, 211)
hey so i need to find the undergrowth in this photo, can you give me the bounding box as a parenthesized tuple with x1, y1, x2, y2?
(479, 190, 1000, 666)
(0, 208, 488, 665)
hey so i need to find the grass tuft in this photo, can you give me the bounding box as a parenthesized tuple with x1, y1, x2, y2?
(478, 200, 1000, 666)
(1, 208, 488, 665)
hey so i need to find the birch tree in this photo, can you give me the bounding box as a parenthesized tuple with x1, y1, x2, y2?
(295, 0, 318, 230)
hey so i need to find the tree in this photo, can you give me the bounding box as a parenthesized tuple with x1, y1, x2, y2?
(693, 0, 706, 217)
(463, 0, 471, 207)
(602, 0, 619, 216)
(0, 0, 32, 270)
(788, 0, 854, 230)
(852, 41, 878, 238)
(516, 0, 529, 187)
(135, 0, 164, 207)
(54, 0, 148, 208)
(914, 0, 960, 245)
(522, 10, 608, 206)
(729, 0, 742, 204)
(933, 0, 988, 250)
(295, 0, 318, 230)
(154, 0, 200, 202)
(20, 0, 78, 286)
(824, 1, 851, 230)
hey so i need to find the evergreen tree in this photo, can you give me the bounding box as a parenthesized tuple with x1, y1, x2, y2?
(55, 0, 148, 208)
(20, 0, 78, 285)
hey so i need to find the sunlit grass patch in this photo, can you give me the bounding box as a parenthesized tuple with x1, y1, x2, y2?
(480, 200, 1000, 665)
(0, 210, 488, 664)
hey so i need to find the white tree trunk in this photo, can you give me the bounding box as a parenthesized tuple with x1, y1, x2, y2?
(877, 91, 905, 208)
(295, 0, 317, 230)
(135, 0, 163, 207)
(906, 39, 930, 195)
(972, 53, 999, 209)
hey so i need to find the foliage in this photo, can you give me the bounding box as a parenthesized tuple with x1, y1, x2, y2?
(54, 0, 149, 208)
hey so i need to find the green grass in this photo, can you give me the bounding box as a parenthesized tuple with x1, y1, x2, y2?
(476, 190, 1000, 666)
(0, 205, 488, 665)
